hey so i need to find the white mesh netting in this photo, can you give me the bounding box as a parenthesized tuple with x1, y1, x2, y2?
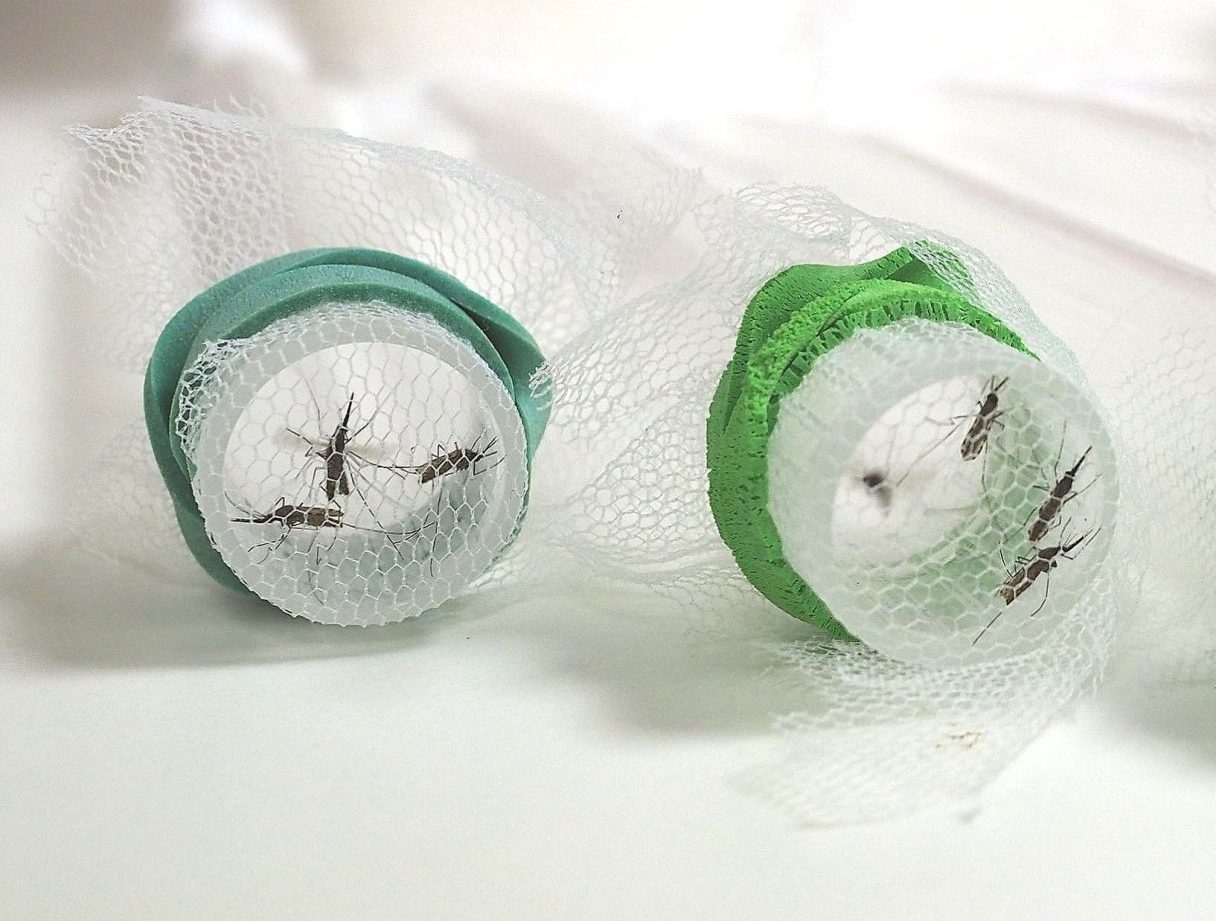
(33, 97, 656, 371)
(769, 318, 1117, 667)
(179, 302, 528, 626)
(1101, 115, 1216, 692)
(35, 92, 705, 367)
(1111, 319, 1216, 687)
(536, 184, 1133, 823)
(34, 99, 697, 608)
(37, 101, 1160, 824)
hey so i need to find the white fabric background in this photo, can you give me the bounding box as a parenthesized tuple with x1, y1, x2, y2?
(1, 2, 1214, 918)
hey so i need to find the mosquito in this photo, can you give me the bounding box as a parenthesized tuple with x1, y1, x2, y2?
(287, 392, 375, 502)
(403, 434, 502, 485)
(973, 527, 1098, 645)
(959, 376, 1008, 461)
(285, 390, 425, 557)
(228, 494, 345, 563)
(860, 470, 893, 512)
(1027, 441, 1095, 543)
(228, 493, 431, 559)
(892, 375, 1009, 493)
(228, 493, 436, 597)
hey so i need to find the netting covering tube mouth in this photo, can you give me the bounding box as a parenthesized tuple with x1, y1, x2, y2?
(540, 185, 1129, 822)
(35, 99, 701, 619)
(148, 248, 545, 626)
(706, 248, 1119, 666)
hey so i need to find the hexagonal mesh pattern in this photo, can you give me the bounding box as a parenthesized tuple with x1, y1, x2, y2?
(33, 98, 692, 374)
(1112, 322, 1216, 685)
(770, 319, 1117, 667)
(69, 418, 200, 583)
(35, 98, 1146, 823)
(539, 185, 1129, 823)
(35, 99, 698, 614)
(178, 302, 528, 626)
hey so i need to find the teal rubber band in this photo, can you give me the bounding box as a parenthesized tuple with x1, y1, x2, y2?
(144, 248, 548, 593)
(705, 246, 1034, 637)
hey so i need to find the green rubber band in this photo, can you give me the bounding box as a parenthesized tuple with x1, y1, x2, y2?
(706, 246, 1034, 637)
(144, 248, 548, 593)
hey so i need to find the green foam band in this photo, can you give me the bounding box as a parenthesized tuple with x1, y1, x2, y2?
(144, 248, 548, 593)
(705, 246, 1033, 637)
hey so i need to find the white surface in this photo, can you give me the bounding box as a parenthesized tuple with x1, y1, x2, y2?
(2, 35, 1216, 921)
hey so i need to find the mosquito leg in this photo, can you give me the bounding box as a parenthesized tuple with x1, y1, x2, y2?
(1030, 575, 1051, 618)
(305, 526, 325, 602)
(295, 457, 325, 504)
(225, 491, 260, 521)
(345, 452, 410, 512)
(351, 449, 425, 484)
(893, 415, 968, 487)
(1062, 527, 1101, 559)
(346, 463, 414, 567)
(289, 372, 329, 472)
(1061, 474, 1102, 507)
(470, 447, 504, 477)
(425, 508, 439, 578)
(245, 539, 271, 564)
(285, 426, 317, 449)
(478, 435, 503, 471)
(285, 428, 318, 478)
(977, 411, 1008, 492)
(246, 542, 272, 565)
(927, 412, 976, 427)
(348, 410, 376, 444)
(1052, 420, 1068, 481)
(1022, 496, 1046, 530)
(247, 526, 290, 565)
(973, 605, 1007, 645)
(301, 374, 327, 439)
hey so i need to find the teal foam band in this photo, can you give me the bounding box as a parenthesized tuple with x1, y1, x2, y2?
(705, 246, 1034, 637)
(144, 248, 548, 593)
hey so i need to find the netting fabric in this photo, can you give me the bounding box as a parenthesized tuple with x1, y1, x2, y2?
(538, 184, 1129, 823)
(1103, 113, 1216, 690)
(1112, 321, 1216, 686)
(179, 302, 529, 625)
(768, 319, 1117, 667)
(35, 100, 693, 619)
(36, 99, 1143, 822)
(33, 98, 626, 371)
